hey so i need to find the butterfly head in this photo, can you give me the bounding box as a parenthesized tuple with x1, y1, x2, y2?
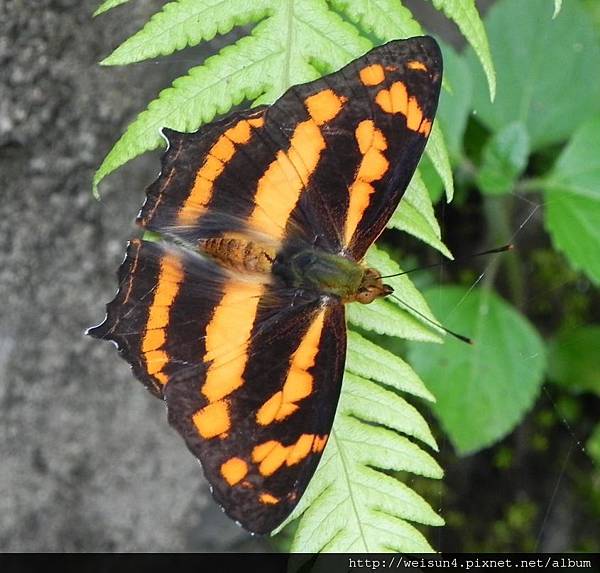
(354, 267, 393, 304)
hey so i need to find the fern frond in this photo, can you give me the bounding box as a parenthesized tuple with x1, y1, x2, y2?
(390, 170, 453, 257)
(425, 121, 454, 201)
(430, 0, 496, 99)
(101, 0, 274, 65)
(94, 0, 131, 17)
(280, 358, 444, 552)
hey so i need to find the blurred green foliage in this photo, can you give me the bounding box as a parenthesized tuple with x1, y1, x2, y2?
(401, 0, 600, 551)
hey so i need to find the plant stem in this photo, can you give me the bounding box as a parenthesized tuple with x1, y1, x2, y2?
(482, 195, 526, 310)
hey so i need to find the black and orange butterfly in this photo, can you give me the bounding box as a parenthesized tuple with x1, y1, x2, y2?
(89, 36, 442, 534)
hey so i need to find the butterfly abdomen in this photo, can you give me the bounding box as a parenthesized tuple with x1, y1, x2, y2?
(200, 236, 276, 274)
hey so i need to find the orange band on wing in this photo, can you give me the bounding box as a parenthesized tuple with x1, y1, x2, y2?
(344, 120, 389, 244)
(252, 433, 327, 476)
(201, 281, 265, 403)
(177, 116, 264, 225)
(247, 91, 345, 238)
(255, 310, 326, 425)
(141, 253, 184, 385)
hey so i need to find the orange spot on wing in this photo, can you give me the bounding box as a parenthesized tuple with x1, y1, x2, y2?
(359, 64, 385, 86)
(141, 328, 165, 353)
(390, 81, 408, 115)
(407, 60, 427, 71)
(252, 440, 280, 463)
(210, 136, 235, 162)
(419, 118, 432, 136)
(304, 90, 346, 126)
(144, 350, 167, 375)
(258, 442, 289, 476)
(374, 82, 428, 136)
(248, 117, 264, 128)
(177, 116, 263, 225)
(193, 400, 230, 439)
(356, 147, 389, 182)
(313, 434, 328, 453)
(141, 254, 184, 384)
(286, 434, 314, 466)
(344, 121, 389, 244)
(375, 89, 393, 114)
(259, 493, 280, 505)
(406, 96, 423, 131)
(202, 281, 265, 403)
(256, 391, 283, 426)
(225, 120, 251, 144)
(220, 457, 248, 486)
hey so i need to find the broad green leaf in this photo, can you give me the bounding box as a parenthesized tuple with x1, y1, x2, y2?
(467, 0, 600, 150)
(477, 122, 529, 195)
(586, 423, 600, 466)
(430, 0, 495, 99)
(436, 41, 473, 162)
(408, 286, 546, 455)
(544, 116, 600, 284)
(548, 326, 600, 395)
(94, 0, 131, 16)
(389, 170, 453, 257)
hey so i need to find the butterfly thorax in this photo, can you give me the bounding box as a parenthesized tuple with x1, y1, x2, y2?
(278, 248, 393, 304)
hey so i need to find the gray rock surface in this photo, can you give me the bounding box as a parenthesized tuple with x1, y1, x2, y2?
(0, 0, 266, 552)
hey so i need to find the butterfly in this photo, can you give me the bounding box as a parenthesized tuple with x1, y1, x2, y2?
(89, 36, 442, 534)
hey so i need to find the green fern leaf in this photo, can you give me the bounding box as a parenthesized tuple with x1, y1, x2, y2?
(346, 330, 435, 401)
(390, 169, 453, 257)
(94, 0, 132, 17)
(430, 0, 496, 99)
(101, 0, 274, 65)
(426, 121, 454, 201)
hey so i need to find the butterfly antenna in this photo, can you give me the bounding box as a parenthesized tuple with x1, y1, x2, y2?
(389, 293, 473, 345)
(379, 243, 514, 279)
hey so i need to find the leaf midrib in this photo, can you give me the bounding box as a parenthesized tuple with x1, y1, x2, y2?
(333, 428, 369, 551)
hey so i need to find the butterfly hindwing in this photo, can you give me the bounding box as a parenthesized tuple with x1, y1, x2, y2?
(90, 239, 346, 534)
(165, 298, 346, 534)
